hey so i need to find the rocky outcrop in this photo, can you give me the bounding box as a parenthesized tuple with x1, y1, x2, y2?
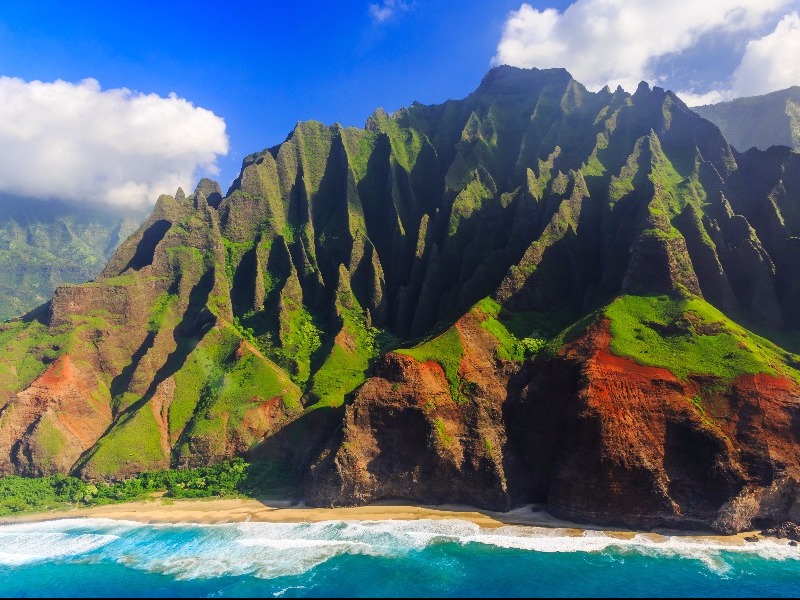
(0, 355, 112, 476)
(622, 230, 702, 296)
(714, 478, 800, 534)
(48, 277, 165, 329)
(762, 521, 800, 542)
(508, 321, 800, 532)
(307, 313, 528, 509)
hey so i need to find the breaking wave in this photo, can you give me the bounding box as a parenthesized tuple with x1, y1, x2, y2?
(0, 517, 797, 580)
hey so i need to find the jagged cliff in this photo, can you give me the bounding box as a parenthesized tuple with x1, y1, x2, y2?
(2, 66, 800, 533)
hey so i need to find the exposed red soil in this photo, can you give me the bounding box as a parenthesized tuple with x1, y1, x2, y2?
(509, 318, 800, 531)
(0, 355, 112, 475)
(306, 311, 529, 510)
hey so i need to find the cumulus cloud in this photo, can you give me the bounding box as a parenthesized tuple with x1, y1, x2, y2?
(730, 12, 800, 96)
(494, 0, 794, 99)
(369, 0, 409, 23)
(0, 77, 228, 208)
(674, 89, 733, 107)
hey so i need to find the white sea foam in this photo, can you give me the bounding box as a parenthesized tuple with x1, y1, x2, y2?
(0, 530, 118, 565)
(1, 517, 797, 579)
(462, 525, 800, 574)
(152, 519, 800, 579)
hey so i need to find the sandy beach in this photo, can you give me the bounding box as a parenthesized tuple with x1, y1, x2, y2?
(0, 497, 580, 529)
(0, 497, 767, 545)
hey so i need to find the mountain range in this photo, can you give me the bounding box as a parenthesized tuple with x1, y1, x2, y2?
(0, 198, 143, 321)
(694, 86, 800, 153)
(2, 84, 794, 324)
(2, 66, 800, 533)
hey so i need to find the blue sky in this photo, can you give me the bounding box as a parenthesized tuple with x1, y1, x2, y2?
(0, 1, 797, 206)
(0, 1, 553, 191)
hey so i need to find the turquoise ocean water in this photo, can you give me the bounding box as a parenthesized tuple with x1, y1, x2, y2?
(0, 517, 799, 597)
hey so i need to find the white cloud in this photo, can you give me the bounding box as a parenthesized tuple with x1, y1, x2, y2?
(730, 12, 800, 96)
(676, 89, 733, 107)
(369, 0, 409, 23)
(494, 1, 792, 95)
(0, 77, 228, 208)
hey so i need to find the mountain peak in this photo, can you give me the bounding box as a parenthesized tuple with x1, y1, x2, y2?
(475, 65, 574, 96)
(634, 80, 651, 97)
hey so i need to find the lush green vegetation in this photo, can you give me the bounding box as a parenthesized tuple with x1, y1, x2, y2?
(306, 306, 383, 409)
(0, 309, 118, 402)
(84, 322, 302, 477)
(169, 327, 230, 443)
(83, 408, 166, 477)
(448, 179, 494, 236)
(275, 301, 323, 385)
(527, 148, 560, 200)
(608, 147, 639, 203)
(294, 121, 335, 196)
(605, 294, 800, 382)
(474, 298, 547, 361)
(0, 321, 60, 395)
(0, 459, 293, 517)
(397, 326, 469, 402)
(433, 417, 454, 447)
(221, 238, 252, 285)
(147, 292, 178, 332)
(364, 108, 424, 173)
(171, 325, 301, 457)
(340, 128, 378, 181)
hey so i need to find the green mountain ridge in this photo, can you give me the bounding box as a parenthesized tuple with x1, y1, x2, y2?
(693, 86, 800, 152)
(2, 66, 800, 532)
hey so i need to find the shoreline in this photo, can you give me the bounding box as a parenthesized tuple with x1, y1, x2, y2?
(0, 497, 771, 544)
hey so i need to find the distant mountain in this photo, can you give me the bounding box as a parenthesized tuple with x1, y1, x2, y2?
(693, 86, 800, 152)
(0, 198, 145, 320)
(2, 66, 800, 533)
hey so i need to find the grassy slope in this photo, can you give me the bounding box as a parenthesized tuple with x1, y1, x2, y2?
(0, 321, 63, 396)
(0, 309, 124, 401)
(473, 297, 550, 361)
(396, 297, 569, 403)
(305, 307, 383, 409)
(605, 294, 800, 383)
(396, 325, 466, 402)
(86, 323, 303, 477)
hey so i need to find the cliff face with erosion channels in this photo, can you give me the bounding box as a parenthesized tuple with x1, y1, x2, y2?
(2, 66, 800, 533)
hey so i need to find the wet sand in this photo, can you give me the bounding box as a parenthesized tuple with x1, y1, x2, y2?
(0, 497, 766, 545)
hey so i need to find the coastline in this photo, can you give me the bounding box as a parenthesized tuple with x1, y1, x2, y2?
(0, 496, 768, 545)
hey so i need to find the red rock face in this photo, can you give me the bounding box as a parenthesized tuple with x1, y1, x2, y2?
(305, 313, 800, 532)
(0, 355, 112, 476)
(508, 320, 800, 531)
(306, 313, 530, 510)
